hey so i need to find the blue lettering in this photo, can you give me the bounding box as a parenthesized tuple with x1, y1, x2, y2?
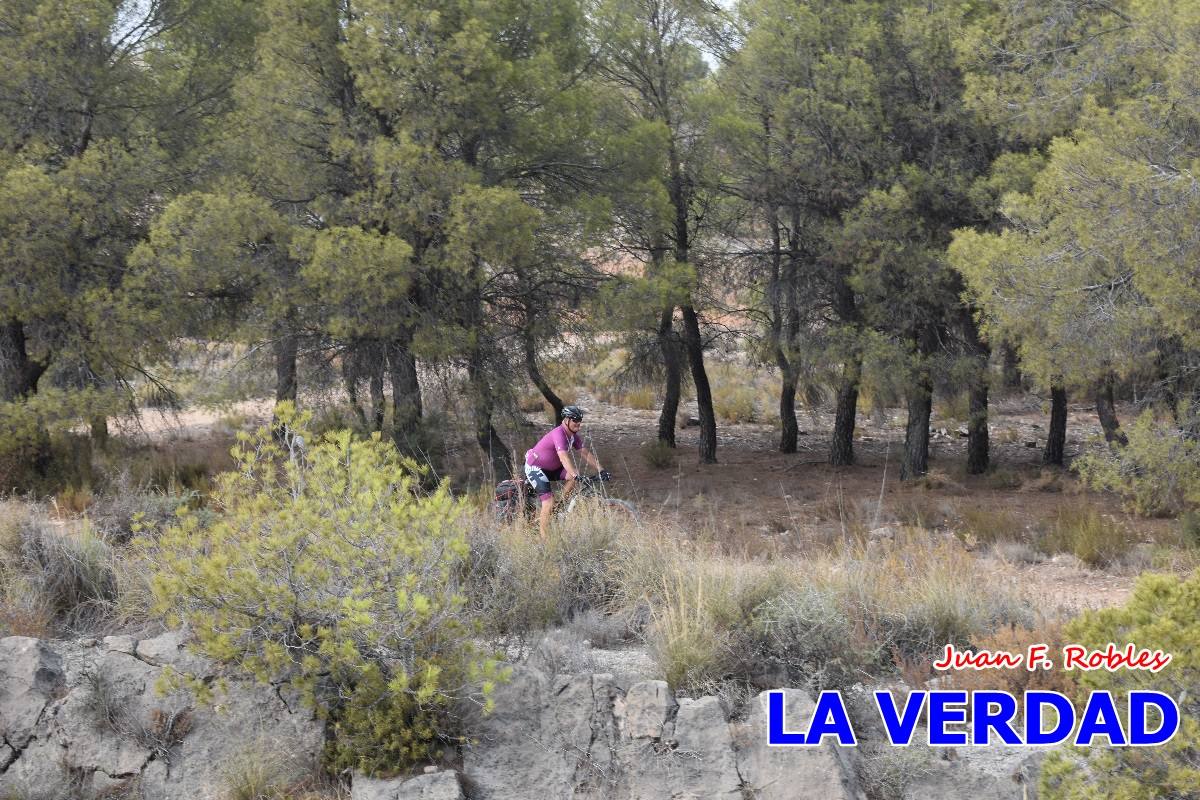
(1129, 691, 1179, 746)
(971, 691, 1021, 745)
(766, 691, 856, 746)
(928, 691, 968, 746)
(1076, 691, 1127, 746)
(875, 690, 925, 746)
(1025, 691, 1075, 745)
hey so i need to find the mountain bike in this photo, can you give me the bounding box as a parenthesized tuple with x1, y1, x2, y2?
(492, 472, 639, 526)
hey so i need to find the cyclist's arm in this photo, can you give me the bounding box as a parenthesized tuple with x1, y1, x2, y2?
(557, 449, 578, 480)
(579, 447, 602, 472)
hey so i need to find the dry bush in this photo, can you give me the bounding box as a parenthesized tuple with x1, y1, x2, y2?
(1023, 469, 1065, 493)
(933, 392, 970, 426)
(465, 509, 628, 642)
(959, 505, 1025, 547)
(53, 485, 95, 515)
(994, 427, 1021, 445)
(621, 386, 657, 411)
(640, 440, 676, 470)
(1036, 502, 1133, 567)
(0, 509, 121, 636)
(942, 620, 1077, 705)
(712, 383, 756, 423)
(465, 507, 1035, 700)
(981, 466, 1023, 490)
(221, 747, 339, 800)
(889, 494, 953, 530)
(517, 391, 548, 413)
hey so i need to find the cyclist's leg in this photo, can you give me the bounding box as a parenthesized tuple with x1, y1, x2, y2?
(525, 464, 555, 538)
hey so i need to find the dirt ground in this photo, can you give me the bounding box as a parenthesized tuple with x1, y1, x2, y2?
(531, 392, 1175, 616)
(123, 390, 1177, 616)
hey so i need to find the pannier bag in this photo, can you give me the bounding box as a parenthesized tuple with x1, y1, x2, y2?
(492, 479, 524, 522)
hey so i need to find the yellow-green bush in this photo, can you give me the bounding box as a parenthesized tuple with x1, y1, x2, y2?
(1040, 572, 1200, 799)
(141, 405, 507, 775)
(1075, 411, 1200, 516)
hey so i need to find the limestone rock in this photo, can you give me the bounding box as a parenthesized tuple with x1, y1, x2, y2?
(0, 635, 323, 800)
(733, 690, 864, 800)
(619, 681, 673, 740)
(0, 637, 65, 748)
(135, 630, 213, 676)
(352, 771, 465, 800)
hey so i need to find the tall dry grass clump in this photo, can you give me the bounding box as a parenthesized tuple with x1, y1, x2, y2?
(469, 509, 1038, 698)
(0, 500, 125, 636)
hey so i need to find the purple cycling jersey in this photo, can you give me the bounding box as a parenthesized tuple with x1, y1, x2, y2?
(525, 423, 584, 471)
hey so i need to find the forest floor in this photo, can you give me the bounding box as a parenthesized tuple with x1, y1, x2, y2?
(121, 388, 1182, 619)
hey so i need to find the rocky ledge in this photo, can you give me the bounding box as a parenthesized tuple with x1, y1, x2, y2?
(1, 634, 1041, 800)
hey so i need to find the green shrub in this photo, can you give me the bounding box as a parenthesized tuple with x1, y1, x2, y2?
(1037, 502, 1132, 567)
(1179, 510, 1200, 549)
(141, 405, 507, 775)
(713, 383, 756, 423)
(1040, 572, 1200, 799)
(641, 440, 677, 470)
(1075, 411, 1200, 516)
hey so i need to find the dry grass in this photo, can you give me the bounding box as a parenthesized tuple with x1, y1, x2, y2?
(943, 620, 1078, 706)
(471, 508, 1039, 695)
(0, 500, 151, 638)
(1036, 502, 1133, 567)
(640, 440, 677, 469)
(960, 505, 1026, 547)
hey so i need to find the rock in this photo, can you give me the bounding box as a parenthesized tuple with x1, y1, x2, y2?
(733, 690, 864, 800)
(102, 635, 136, 655)
(352, 771, 465, 800)
(463, 666, 578, 799)
(903, 750, 1045, 800)
(135, 630, 212, 676)
(620, 681, 674, 740)
(670, 696, 741, 798)
(868, 526, 897, 541)
(1024, 441, 1038, 448)
(0, 637, 65, 748)
(0, 635, 323, 800)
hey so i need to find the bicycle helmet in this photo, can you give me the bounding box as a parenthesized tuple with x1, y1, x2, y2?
(561, 405, 585, 422)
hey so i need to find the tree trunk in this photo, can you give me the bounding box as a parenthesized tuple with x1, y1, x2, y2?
(681, 305, 716, 464)
(768, 200, 799, 454)
(523, 328, 563, 424)
(901, 373, 933, 481)
(468, 353, 512, 481)
(1095, 373, 1127, 445)
(388, 337, 422, 451)
(967, 382, 989, 475)
(1001, 340, 1022, 390)
(90, 416, 109, 452)
(964, 312, 990, 475)
(273, 331, 298, 405)
(342, 348, 368, 429)
(0, 319, 45, 401)
(830, 356, 860, 466)
(1043, 386, 1067, 466)
(657, 307, 681, 447)
(779, 369, 798, 454)
(365, 340, 385, 433)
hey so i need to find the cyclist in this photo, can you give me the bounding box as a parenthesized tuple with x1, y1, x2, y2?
(524, 405, 605, 537)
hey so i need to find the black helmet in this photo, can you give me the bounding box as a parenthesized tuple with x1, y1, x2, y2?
(561, 405, 584, 422)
